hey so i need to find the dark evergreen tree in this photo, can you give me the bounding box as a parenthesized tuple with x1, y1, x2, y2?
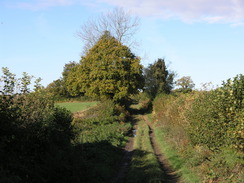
(144, 58, 174, 98)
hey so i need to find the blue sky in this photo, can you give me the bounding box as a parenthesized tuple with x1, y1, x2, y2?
(0, 0, 244, 89)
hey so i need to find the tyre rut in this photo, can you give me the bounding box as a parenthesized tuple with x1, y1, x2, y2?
(112, 114, 182, 183)
(144, 115, 183, 183)
(111, 119, 136, 183)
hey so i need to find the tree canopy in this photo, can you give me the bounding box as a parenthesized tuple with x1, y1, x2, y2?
(175, 76, 195, 93)
(46, 61, 78, 98)
(67, 32, 144, 103)
(144, 58, 174, 98)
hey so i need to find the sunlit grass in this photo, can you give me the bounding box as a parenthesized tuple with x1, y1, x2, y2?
(154, 126, 200, 183)
(56, 101, 99, 113)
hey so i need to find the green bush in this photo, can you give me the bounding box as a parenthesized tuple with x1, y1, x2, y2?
(74, 100, 131, 146)
(71, 100, 132, 182)
(0, 68, 132, 182)
(0, 91, 75, 182)
(187, 74, 244, 151)
(152, 74, 243, 182)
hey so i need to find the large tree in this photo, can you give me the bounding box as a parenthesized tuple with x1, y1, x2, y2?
(78, 8, 139, 52)
(67, 32, 144, 103)
(46, 61, 78, 98)
(144, 58, 174, 98)
(176, 76, 195, 93)
(46, 79, 68, 97)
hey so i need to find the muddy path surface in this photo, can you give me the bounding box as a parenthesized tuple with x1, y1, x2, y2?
(111, 136, 134, 183)
(143, 115, 183, 183)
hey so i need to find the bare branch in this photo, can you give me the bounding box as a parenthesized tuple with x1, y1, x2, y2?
(77, 7, 140, 53)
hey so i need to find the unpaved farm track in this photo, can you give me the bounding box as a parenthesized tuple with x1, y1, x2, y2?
(111, 131, 135, 183)
(112, 114, 182, 183)
(144, 115, 183, 183)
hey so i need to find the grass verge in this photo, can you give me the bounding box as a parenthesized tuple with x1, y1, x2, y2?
(154, 126, 201, 183)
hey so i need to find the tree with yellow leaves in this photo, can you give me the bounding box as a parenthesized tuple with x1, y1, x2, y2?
(67, 31, 144, 104)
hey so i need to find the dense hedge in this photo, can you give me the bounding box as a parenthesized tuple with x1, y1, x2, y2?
(0, 90, 134, 183)
(153, 74, 243, 182)
(0, 92, 76, 182)
(188, 74, 243, 151)
(0, 67, 133, 182)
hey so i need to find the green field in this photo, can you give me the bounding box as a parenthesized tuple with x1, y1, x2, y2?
(56, 101, 99, 113)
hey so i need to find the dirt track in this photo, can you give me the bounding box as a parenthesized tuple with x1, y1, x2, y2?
(112, 114, 182, 183)
(111, 126, 135, 183)
(144, 115, 182, 183)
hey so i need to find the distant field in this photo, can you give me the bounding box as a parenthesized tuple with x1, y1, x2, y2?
(56, 101, 99, 113)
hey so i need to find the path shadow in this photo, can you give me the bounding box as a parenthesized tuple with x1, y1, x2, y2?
(128, 100, 152, 115)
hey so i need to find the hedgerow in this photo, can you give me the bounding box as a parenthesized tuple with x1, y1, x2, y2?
(153, 74, 243, 182)
(188, 74, 243, 151)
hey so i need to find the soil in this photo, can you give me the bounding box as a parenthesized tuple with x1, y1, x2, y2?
(111, 126, 135, 183)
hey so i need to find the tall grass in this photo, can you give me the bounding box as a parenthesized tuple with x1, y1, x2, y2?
(154, 127, 200, 183)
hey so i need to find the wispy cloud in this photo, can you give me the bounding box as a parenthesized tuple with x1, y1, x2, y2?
(5, 0, 244, 25)
(231, 22, 244, 27)
(12, 0, 75, 10)
(98, 0, 244, 24)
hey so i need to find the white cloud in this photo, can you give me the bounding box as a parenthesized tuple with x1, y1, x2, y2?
(203, 16, 226, 24)
(231, 22, 244, 27)
(7, 0, 244, 25)
(14, 0, 75, 10)
(98, 0, 244, 24)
